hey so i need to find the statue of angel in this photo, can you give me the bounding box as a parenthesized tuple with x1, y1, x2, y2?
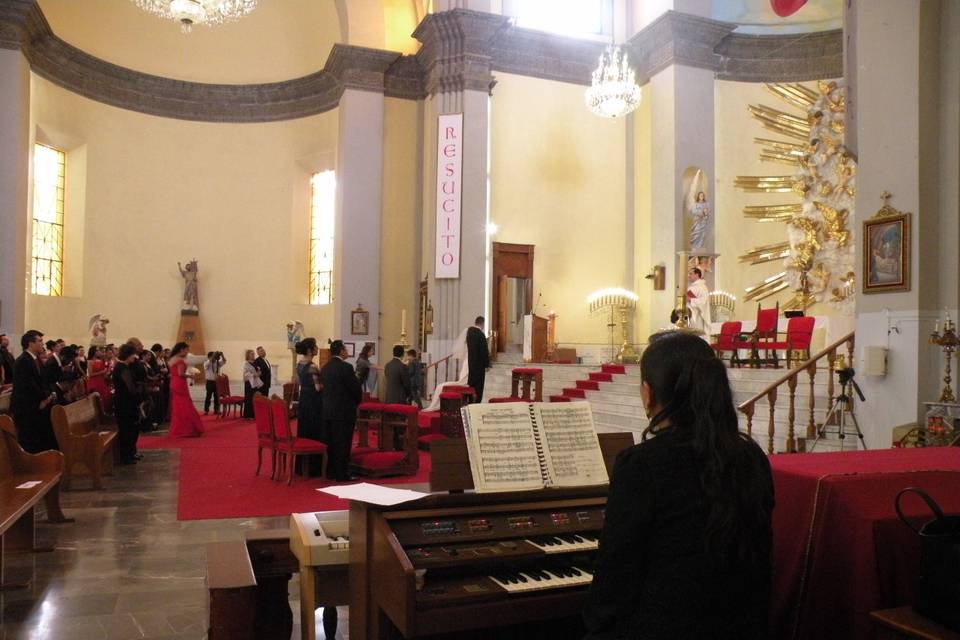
(685, 170, 710, 250)
(88, 314, 109, 346)
(178, 259, 199, 312)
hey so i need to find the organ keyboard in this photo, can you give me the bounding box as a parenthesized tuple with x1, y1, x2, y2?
(289, 510, 350, 640)
(349, 486, 612, 639)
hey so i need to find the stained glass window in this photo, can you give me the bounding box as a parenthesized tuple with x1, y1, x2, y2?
(309, 170, 335, 305)
(32, 144, 65, 296)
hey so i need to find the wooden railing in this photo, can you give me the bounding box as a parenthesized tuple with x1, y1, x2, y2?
(737, 331, 855, 454)
(423, 354, 459, 400)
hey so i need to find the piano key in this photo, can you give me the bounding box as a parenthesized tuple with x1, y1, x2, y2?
(524, 534, 600, 554)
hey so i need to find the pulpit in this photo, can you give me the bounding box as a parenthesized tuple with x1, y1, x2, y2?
(522, 314, 548, 363)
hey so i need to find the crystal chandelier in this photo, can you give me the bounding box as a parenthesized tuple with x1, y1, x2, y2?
(131, 0, 257, 33)
(585, 46, 641, 118)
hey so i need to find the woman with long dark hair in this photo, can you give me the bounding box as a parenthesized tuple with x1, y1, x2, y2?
(167, 342, 203, 438)
(583, 331, 774, 640)
(295, 338, 324, 442)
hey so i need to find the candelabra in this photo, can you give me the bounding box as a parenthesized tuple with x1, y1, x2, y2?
(587, 288, 639, 364)
(929, 312, 960, 403)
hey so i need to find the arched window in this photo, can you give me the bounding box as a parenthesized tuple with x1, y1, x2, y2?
(32, 144, 66, 296)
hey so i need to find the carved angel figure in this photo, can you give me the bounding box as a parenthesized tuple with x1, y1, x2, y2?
(88, 314, 109, 346)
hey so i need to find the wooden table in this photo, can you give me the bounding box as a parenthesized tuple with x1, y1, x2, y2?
(871, 607, 960, 640)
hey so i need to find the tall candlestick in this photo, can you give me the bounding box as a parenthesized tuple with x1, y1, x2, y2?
(401, 309, 406, 335)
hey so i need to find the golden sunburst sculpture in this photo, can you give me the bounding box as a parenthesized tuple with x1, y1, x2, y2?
(736, 81, 857, 312)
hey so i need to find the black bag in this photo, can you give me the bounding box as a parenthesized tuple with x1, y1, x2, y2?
(895, 487, 960, 631)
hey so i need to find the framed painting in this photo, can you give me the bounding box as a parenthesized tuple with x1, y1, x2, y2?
(863, 195, 911, 294)
(351, 306, 369, 335)
(343, 341, 356, 358)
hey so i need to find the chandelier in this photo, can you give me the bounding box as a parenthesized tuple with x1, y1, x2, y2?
(585, 46, 641, 118)
(131, 0, 257, 33)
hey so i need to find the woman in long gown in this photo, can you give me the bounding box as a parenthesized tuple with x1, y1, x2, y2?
(85, 346, 111, 403)
(167, 342, 204, 438)
(295, 338, 324, 442)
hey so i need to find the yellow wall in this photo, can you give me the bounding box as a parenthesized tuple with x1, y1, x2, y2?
(490, 73, 628, 345)
(28, 75, 339, 381)
(633, 89, 653, 342)
(379, 98, 422, 351)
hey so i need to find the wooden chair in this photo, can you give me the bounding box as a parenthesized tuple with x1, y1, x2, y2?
(50, 394, 117, 490)
(1, 415, 72, 589)
(215, 374, 245, 418)
(710, 321, 743, 363)
(252, 393, 277, 480)
(511, 368, 544, 402)
(269, 396, 327, 485)
(351, 404, 419, 478)
(767, 316, 817, 368)
(282, 381, 299, 419)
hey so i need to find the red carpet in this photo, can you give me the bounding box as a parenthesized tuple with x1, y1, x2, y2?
(140, 416, 432, 520)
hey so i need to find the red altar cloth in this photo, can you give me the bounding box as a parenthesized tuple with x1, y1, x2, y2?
(769, 447, 960, 640)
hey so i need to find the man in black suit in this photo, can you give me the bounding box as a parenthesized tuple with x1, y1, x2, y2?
(383, 344, 412, 405)
(0, 333, 16, 386)
(254, 346, 272, 396)
(42, 339, 65, 397)
(320, 340, 363, 481)
(466, 316, 491, 402)
(11, 330, 59, 453)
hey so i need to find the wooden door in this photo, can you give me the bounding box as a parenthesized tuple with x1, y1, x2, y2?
(491, 243, 534, 353)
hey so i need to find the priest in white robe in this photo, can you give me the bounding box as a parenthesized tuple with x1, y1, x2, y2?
(686, 267, 711, 335)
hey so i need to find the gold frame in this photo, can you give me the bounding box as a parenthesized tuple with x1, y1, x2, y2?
(862, 193, 911, 294)
(351, 305, 370, 335)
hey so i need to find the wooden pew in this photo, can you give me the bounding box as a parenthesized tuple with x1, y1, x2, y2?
(50, 392, 117, 490)
(0, 415, 72, 590)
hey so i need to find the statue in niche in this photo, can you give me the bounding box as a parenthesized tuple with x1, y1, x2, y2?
(685, 169, 710, 250)
(178, 259, 200, 312)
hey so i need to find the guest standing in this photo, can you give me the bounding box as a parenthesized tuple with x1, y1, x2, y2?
(0, 333, 15, 387)
(406, 349, 423, 409)
(295, 338, 325, 442)
(85, 346, 110, 401)
(254, 346, 272, 396)
(384, 344, 412, 404)
(242, 349, 262, 419)
(355, 344, 378, 397)
(11, 330, 59, 453)
(112, 343, 142, 464)
(320, 340, 362, 481)
(466, 316, 490, 402)
(583, 331, 774, 640)
(203, 351, 225, 415)
(167, 342, 203, 438)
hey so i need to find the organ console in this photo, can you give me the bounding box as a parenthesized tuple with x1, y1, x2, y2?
(289, 511, 350, 640)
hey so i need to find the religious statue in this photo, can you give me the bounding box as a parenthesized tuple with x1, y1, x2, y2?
(286, 321, 305, 350)
(178, 259, 199, 312)
(88, 314, 109, 347)
(685, 170, 710, 250)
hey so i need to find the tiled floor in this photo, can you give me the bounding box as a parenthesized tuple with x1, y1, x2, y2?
(0, 448, 342, 640)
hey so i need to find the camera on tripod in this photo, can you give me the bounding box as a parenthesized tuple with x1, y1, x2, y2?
(835, 366, 866, 403)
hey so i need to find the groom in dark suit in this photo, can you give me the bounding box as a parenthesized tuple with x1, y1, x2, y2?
(466, 316, 491, 402)
(384, 344, 412, 405)
(11, 330, 59, 453)
(320, 340, 363, 481)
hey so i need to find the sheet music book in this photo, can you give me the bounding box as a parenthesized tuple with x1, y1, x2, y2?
(461, 401, 609, 493)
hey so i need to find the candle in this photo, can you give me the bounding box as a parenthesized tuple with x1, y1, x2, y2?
(935, 321, 940, 334)
(401, 309, 406, 335)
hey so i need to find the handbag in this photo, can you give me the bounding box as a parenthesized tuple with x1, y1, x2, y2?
(895, 487, 960, 631)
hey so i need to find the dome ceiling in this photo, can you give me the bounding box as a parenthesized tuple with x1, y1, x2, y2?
(37, 0, 343, 84)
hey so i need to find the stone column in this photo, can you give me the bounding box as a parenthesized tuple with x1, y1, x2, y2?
(628, 13, 734, 330)
(849, 0, 949, 445)
(325, 46, 399, 354)
(0, 42, 31, 336)
(414, 10, 511, 361)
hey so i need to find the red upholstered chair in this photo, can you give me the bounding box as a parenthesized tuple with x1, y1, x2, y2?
(511, 368, 543, 402)
(282, 381, 299, 418)
(356, 402, 383, 452)
(733, 302, 780, 367)
(767, 316, 817, 368)
(352, 404, 419, 478)
(710, 321, 743, 364)
(269, 396, 327, 485)
(215, 374, 244, 418)
(252, 393, 277, 479)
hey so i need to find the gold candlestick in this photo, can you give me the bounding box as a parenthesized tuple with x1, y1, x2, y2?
(929, 313, 959, 403)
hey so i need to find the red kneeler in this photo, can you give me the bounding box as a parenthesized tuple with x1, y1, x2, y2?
(352, 404, 419, 478)
(269, 396, 328, 485)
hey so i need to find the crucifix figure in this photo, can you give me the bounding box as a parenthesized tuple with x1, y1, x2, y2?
(178, 259, 199, 312)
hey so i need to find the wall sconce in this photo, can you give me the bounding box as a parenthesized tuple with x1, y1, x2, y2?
(645, 265, 665, 290)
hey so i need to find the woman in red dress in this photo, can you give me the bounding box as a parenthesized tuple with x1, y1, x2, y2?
(85, 346, 110, 398)
(167, 342, 203, 438)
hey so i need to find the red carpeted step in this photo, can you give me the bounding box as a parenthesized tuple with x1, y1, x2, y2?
(562, 388, 586, 398)
(418, 410, 440, 429)
(576, 380, 600, 391)
(601, 364, 627, 375)
(549, 395, 572, 402)
(589, 372, 613, 382)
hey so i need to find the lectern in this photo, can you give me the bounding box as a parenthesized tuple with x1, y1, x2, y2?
(522, 314, 548, 363)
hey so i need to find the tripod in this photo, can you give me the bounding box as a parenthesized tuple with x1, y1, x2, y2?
(809, 377, 868, 451)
